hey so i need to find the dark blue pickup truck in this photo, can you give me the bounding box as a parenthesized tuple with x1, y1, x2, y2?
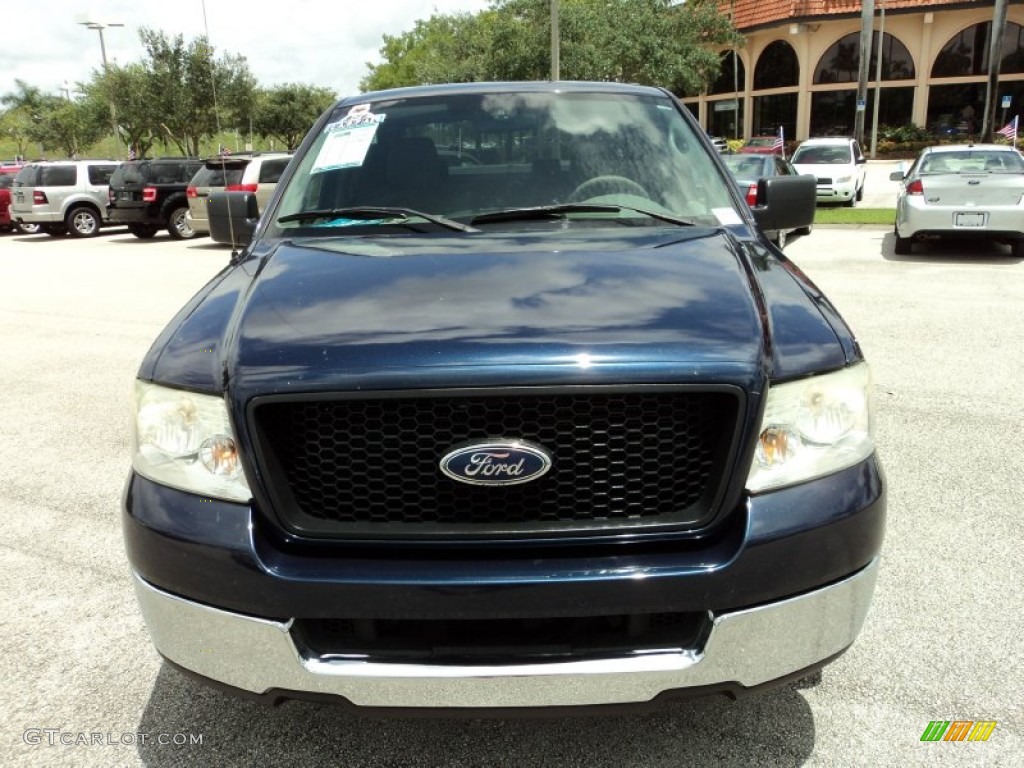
(124, 81, 884, 713)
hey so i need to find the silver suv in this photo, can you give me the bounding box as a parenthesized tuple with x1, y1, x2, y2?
(10, 160, 119, 237)
(186, 152, 293, 237)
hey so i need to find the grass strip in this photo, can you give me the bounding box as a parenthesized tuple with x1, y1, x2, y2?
(813, 207, 896, 225)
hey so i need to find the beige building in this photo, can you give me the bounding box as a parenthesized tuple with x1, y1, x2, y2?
(686, 1, 1024, 141)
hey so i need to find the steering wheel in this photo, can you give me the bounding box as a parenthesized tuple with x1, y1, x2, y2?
(568, 175, 650, 202)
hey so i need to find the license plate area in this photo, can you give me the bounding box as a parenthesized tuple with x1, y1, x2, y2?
(954, 212, 986, 228)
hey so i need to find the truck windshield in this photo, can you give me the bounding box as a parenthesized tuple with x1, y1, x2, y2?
(270, 89, 736, 235)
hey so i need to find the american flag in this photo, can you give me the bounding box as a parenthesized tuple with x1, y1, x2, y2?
(772, 126, 785, 157)
(997, 115, 1018, 141)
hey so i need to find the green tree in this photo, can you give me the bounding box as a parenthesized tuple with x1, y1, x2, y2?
(361, 11, 497, 91)
(362, 0, 740, 95)
(86, 63, 160, 157)
(0, 107, 33, 159)
(252, 83, 336, 150)
(37, 94, 107, 157)
(1, 79, 106, 157)
(138, 28, 257, 156)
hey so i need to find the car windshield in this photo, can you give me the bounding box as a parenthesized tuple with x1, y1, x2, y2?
(192, 164, 245, 188)
(792, 145, 853, 165)
(112, 163, 148, 186)
(920, 151, 1024, 174)
(722, 155, 769, 179)
(270, 89, 735, 236)
(13, 165, 39, 186)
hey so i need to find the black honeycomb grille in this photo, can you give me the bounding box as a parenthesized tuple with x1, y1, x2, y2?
(252, 390, 739, 538)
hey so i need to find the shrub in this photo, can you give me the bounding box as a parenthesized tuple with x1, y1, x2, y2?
(878, 124, 931, 143)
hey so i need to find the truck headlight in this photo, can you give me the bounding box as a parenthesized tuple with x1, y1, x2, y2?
(747, 363, 875, 493)
(835, 175, 852, 183)
(131, 380, 252, 502)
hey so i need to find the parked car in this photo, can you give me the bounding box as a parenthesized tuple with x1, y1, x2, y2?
(107, 157, 204, 239)
(0, 170, 17, 232)
(126, 81, 881, 714)
(739, 136, 781, 155)
(185, 152, 292, 239)
(721, 153, 814, 247)
(791, 137, 867, 207)
(891, 144, 1024, 256)
(9, 160, 118, 237)
(707, 135, 729, 153)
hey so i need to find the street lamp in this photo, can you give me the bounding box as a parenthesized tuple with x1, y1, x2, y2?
(79, 20, 125, 158)
(869, 0, 886, 158)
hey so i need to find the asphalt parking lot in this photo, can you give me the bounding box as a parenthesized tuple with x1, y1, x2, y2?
(1, 226, 1021, 767)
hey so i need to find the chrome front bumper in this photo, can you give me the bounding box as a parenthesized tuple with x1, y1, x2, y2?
(134, 559, 879, 709)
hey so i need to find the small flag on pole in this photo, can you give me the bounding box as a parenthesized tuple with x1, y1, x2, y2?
(218, 145, 232, 157)
(997, 115, 1018, 145)
(772, 126, 785, 157)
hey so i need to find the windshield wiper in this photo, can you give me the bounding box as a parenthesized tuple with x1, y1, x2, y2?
(278, 206, 479, 233)
(470, 203, 696, 227)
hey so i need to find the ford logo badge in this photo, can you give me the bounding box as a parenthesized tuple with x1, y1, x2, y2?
(440, 440, 552, 486)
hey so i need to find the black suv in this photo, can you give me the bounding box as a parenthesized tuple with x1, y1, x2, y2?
(107, 158, 204, 239)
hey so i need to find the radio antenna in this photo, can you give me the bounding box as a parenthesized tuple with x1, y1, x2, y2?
(201, 0, 239, 256)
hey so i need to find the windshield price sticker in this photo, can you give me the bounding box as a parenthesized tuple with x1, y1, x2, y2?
(312, 110, 386, 174)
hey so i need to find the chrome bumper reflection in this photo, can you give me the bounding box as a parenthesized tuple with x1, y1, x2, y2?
(133, 559, 878, 708)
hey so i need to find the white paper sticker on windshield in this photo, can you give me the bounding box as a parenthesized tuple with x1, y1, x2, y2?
(712, 207, 743, 226)
(312, 111, 385, 174)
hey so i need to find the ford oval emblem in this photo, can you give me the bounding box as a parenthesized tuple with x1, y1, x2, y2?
(440, 440, 552, 486)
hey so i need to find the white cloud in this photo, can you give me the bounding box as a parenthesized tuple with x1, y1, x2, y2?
(1, 0, 490, 99)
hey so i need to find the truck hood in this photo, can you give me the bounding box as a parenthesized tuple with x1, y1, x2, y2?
(225, 229, 766, 393)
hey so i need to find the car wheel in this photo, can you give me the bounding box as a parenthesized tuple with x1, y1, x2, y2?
(43, 224, 67, 236)
(129, 223, 159, 239)
(856, 184, 864, 202)
(15, 221, 41, 235)
(772, 230, 787, 250)
(1012, 240, 1024, 259)
(167, 206, 196, 240)
(893, 225, 912, 255)
(66, 206, 101, 238)
(844, 193, 857, 208)
(795, 224, 812, 236)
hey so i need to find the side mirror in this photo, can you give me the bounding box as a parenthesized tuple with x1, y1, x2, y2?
(207, 191, 259, 247)
(752, 175, 816, 234)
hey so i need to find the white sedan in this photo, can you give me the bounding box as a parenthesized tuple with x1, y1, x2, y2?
(891, 144, 1024, 257)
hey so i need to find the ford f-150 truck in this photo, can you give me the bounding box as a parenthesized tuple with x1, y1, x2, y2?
(124, 81, 885, 713)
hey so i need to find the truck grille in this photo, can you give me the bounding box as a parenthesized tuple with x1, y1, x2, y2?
(250, 388, 740, 539)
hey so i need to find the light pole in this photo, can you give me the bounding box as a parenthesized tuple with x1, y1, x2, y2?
(869, 0, 885, 158)
(79, 20, 125, 157)
(551, 0, 560, 81)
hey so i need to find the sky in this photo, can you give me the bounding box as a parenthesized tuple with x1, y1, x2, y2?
(2, 0, 491, 100)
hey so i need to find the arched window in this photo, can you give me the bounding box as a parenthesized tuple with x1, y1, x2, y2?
(710, 50, 745, 95)
(754, 41, 799, 90)
(932, 21, 1024, 78)
(814, 32, 915, 84)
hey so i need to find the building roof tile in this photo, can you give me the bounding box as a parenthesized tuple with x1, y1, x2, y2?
(725, 0, 984, 33)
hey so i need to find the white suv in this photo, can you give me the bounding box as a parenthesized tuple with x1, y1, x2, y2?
(10, 160, 119, 237)
(791, 138, 866, 207)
